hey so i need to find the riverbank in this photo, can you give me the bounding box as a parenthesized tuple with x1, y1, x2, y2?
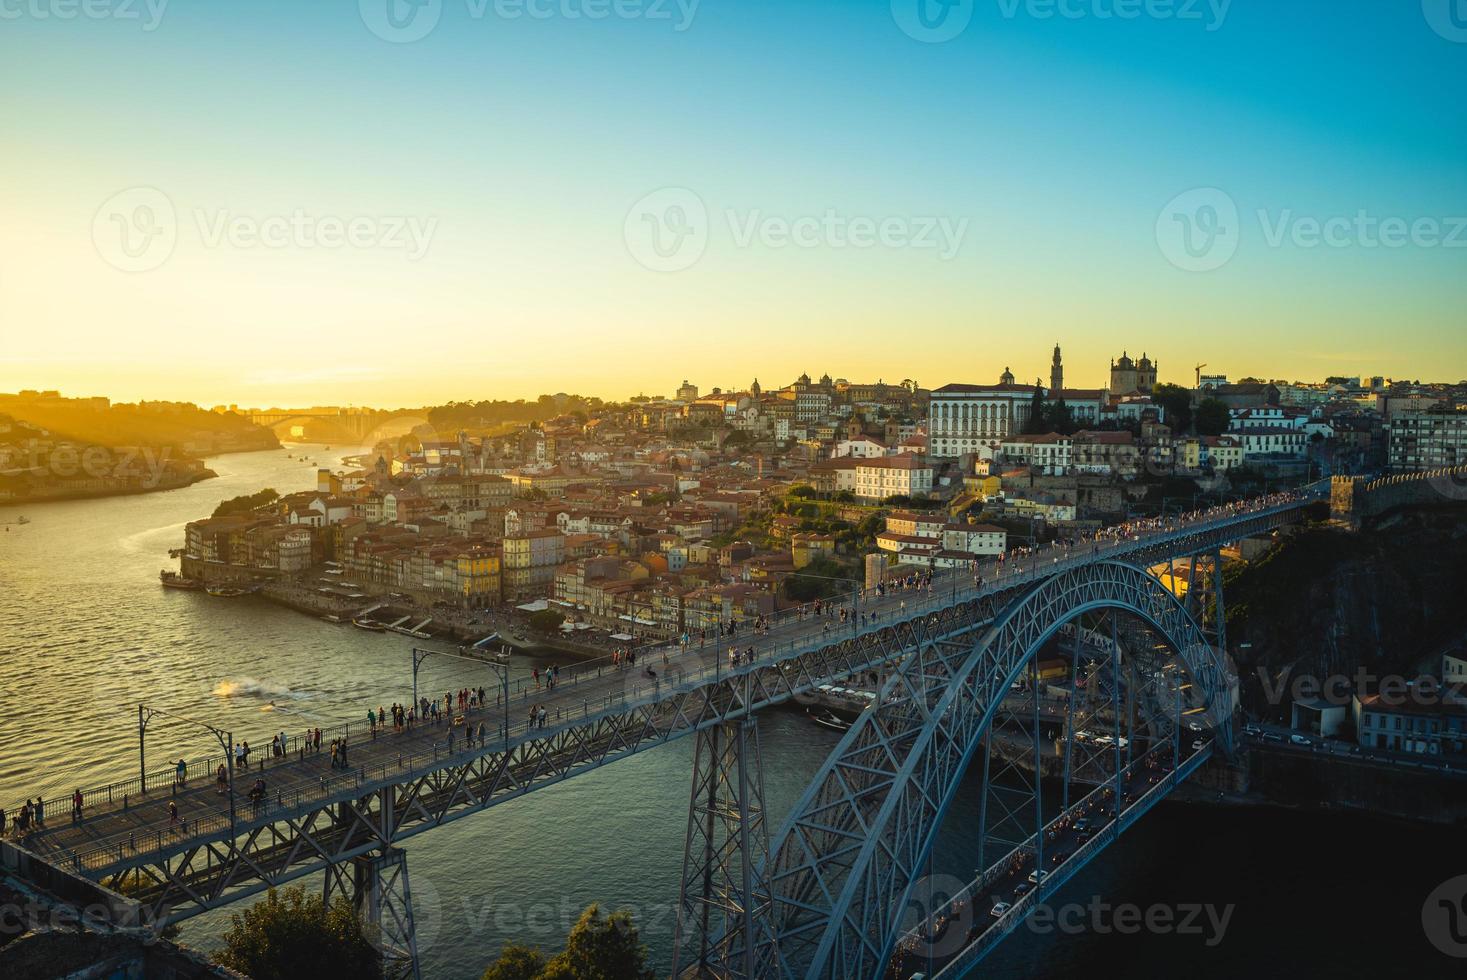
(0, 467, 218, 506)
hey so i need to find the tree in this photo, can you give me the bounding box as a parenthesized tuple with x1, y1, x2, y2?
(1024, 383, 1047, 434)
(1152, 383, 1195, 434)
(528, 609, 566, 633)
(213, 488, 280, 517)
(1194, 398, 1231, 437)
(214, 887, 381, 980)
(482, 905, 653, 980)
(482, 944, 547, 980)
(788, 484, 818, 500)
(784, 558, 854, 603)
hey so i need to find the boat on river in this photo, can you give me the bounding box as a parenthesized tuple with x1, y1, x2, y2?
(352, 618, 387, 632)
(807, 709, 852, 732)
(206, 587, 246, 598)
(160, 571, 203, 590)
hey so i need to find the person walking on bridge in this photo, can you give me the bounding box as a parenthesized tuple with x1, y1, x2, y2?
(71, 789, 83, 825)
(174, 758, 188, 789)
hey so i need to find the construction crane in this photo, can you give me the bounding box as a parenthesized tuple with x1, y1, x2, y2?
(1195, 363, 1208, 388)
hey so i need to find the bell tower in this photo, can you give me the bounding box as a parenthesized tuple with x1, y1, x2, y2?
(1050, 343, 1063, 393)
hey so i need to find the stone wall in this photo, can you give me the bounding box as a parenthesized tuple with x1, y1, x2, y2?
(1330, 466, 1467, 524)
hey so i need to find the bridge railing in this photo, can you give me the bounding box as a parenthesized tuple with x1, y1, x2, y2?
(20, 497, 1316, 876)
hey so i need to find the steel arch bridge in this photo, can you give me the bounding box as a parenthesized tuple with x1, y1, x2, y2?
(8, 498, 1311, 980)
(677, 557, 1238, 979)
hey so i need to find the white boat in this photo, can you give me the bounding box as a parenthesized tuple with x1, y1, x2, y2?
(808, 709, 851, 732)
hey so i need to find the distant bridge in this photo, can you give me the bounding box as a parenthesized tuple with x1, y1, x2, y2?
(7, 492, 1322, 979)
(246, 410, 396, 442)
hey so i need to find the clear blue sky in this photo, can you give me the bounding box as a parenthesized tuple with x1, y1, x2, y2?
(2, 0, 1464, 405)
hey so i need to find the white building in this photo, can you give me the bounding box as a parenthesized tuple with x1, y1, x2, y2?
(928, 382, 1039, 459)
(1388, 412, 1467, 472)
(1000, 433, 1072, 475)
(831, 436, 889, 459)
(854, 455, 934, 502)
(1235, 427, 1308, 460)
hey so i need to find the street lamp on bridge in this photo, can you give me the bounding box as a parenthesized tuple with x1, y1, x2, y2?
(137, 703, 236, 847)
(411, 646, 512, 751)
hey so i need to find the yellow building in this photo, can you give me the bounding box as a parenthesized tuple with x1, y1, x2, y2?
(453, 547, 501, 605)
(791, 532, 836, 569)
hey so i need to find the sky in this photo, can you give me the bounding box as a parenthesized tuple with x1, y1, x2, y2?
(1, 0, 1465, 408)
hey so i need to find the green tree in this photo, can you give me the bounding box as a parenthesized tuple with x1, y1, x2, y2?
(482, 944, 547, 980)
(528, 609, 566, 633)
(214, 887, 381, 980)
(1194, 398, 1231, 437)
(482, 905, 653, 980)
(788, 484, 818, 500)
(784, 558, 855, 602)
(213, 488, 280, 517)
(1024, 384, 1047, 434)
(1151, 383, 1195, 434)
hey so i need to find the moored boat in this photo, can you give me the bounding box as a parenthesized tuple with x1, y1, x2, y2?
(206, 587, 246, 598)
(352, 618, 387, 632)
(807, 709, 852, 732)
(160, 571, 203, 590)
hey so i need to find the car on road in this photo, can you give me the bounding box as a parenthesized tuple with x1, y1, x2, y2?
(1263, 732, 1284, 743)
(990, 901, 1013, 918)
(1192, 738, 1206, 750)
(1243, 724, 1261, 736)
(1187, 721, 1203, 733)
(1289, 734, 1312, 746)
(1073, 817, 1090, 833)
(1028, 869, 1052, 885)
(1014, 881, 1032, 897)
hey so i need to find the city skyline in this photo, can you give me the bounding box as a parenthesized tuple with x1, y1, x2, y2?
(4, 0, 1466, 405)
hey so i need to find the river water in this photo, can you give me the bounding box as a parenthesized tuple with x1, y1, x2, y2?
(0, 447, 1457, 977)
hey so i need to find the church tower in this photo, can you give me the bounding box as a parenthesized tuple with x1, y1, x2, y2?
(1000, 366, 1016, 385)
(1050, 343, 1064, 393)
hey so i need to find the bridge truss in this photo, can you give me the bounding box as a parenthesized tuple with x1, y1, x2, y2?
(15, 503, 1304, 979)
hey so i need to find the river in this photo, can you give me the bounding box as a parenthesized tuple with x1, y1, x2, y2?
(0, 446, 1457, 977)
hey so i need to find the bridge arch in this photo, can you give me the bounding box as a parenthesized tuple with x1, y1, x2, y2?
(756, 560, 1233, 980)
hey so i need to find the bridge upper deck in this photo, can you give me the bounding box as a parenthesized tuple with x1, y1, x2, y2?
(9, 493, 1317, 883)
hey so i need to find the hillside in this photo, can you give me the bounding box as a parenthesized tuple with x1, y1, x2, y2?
(1225, 503, 1467, 719)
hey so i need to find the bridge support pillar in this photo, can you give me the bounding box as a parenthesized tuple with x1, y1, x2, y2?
(325, 847, 421, 980)
(672, 716, 769, 979)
